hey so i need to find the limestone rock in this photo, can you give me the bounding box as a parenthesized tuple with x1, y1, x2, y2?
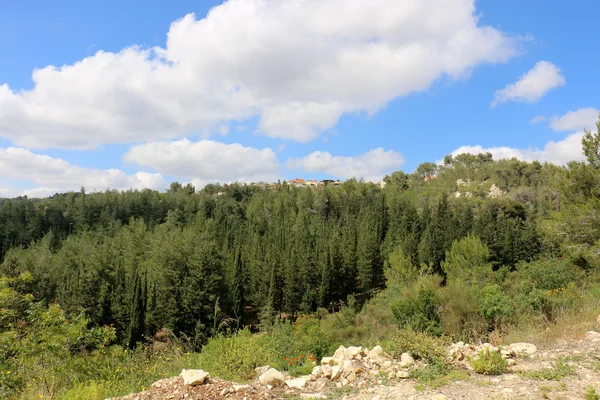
(400, 353, 415, 367)
(233, 384, 252, 393)
(345, 346, 364, 359)
(321, 356, 334, 365)
(331, 366, 342, 380)
(255, 365, 271, 377)
(180, 369, 209, 386)
(431, 395, 448, 400)
(333, 346, 346, 365)
(258, 368, 285, 386)
(285, 377, 308, 390)
(508, 342, 537, 356)
(321, 364, 332, 379)
(396, 370, 410, 379)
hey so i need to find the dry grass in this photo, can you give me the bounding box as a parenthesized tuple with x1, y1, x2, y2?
(501, 303, 599, 348)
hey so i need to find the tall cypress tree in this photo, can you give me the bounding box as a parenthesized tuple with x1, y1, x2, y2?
(231, 251, 245, 328)
(128, 271, 146, 349)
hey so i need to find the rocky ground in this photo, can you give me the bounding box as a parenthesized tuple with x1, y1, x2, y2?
(111, 331, 600, 400)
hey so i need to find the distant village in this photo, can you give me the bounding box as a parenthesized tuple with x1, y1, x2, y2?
(249, 178, 387, 190)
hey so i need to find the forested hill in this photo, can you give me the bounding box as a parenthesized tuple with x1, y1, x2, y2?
(1, 122, 600, 351)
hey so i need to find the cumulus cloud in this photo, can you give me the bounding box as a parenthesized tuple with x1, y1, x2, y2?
(286, 148, 404, 181)
(550, 107, 599, 132)
(447, 133, 585, 166)
(124, 139, 281, 186)
(0, 147, 165, 197)
(0, 0, 518, 149)
(492, 61, 565, 107)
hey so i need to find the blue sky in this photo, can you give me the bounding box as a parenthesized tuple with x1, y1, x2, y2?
(0, 0, 598, 197)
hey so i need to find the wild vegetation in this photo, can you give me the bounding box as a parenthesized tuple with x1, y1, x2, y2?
(1, 118, 600, 399)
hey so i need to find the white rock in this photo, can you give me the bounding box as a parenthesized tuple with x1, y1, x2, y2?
(233, 384, 252, 393)
(180, 369, 209, 386)
(285, 378, 308, 390)
(345, 346, 364, 359)
(331, 366, 342, 380)
(333, 346, 347, 365)
(431, 395, 448, 400)
(400, 353, 415, 367)
(311, 366, 322, 378)
(508, 343, 537, 356)
(255, 365, 271, 377)
(341, 360, 354, 377)
(258, 368, 285, 386)
(321, 356, 334, 365)
(321, 364, 332, 379)
(346, 370, 357, 383)
(368, 345, 384, 358)
(396, 371, 410, 379)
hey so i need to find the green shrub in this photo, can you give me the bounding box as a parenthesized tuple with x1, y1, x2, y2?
(470, 349, 507, 375)
(438, 282, 488, 342)
(198, 329, 273, 382)
(392, 287, 441, 336)
(383, 330, 448, 364)
(517, 259, 577, 291)
(478, 284, 514, 329)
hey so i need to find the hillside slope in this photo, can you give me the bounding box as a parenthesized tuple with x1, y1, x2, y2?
(111, 330, 600, 400)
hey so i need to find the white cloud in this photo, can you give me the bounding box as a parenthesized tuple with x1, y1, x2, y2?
(124, 139, 281, 186)
(530, 115, 545, 124)
(550, 107, 599, 132)
(0, 147, 165, 197)
(492, 61, 565, 107)
(0, 0, 518, 149)
(286, 148, 404, 181)
(447, 132, 584, 166)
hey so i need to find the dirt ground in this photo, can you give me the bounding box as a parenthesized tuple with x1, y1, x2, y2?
(113, 332, 600, 400)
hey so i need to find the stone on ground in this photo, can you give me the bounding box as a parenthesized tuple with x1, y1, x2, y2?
(259, 368, 286, 386)
(180, 369, 210, 386)
(285, 377, 308, 390)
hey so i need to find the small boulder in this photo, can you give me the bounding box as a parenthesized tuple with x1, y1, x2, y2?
(400, 353, 415, 367)
(508, 343, 537, 356)
(255, 365, 271, 377)
(233, 384, 252, 393)
(368, 345, 384, 358)
(259, 368, 285, 386)
(321, 364, 332, 379)
(320, 356, 334, 365)
(344, 346, 364, 359)
(332, 346, 347, 365)
(285, 377, 308, 390)
(180, 369, 210, 386)
(396, 370, 410, 379)
(331, 366, 342, 380)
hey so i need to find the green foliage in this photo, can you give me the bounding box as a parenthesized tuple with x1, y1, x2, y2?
(392, 285, 441, 336)
(470, 349, 507, 375)
(198, 329, 273, 382)
(478, 285, 513, 329)
(520, 359, 574, 380)
(383, 330, 448, 364)
(441, 233, 491, 282)
(585, 386, 600, 400)
(582, 114, 600, 169)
